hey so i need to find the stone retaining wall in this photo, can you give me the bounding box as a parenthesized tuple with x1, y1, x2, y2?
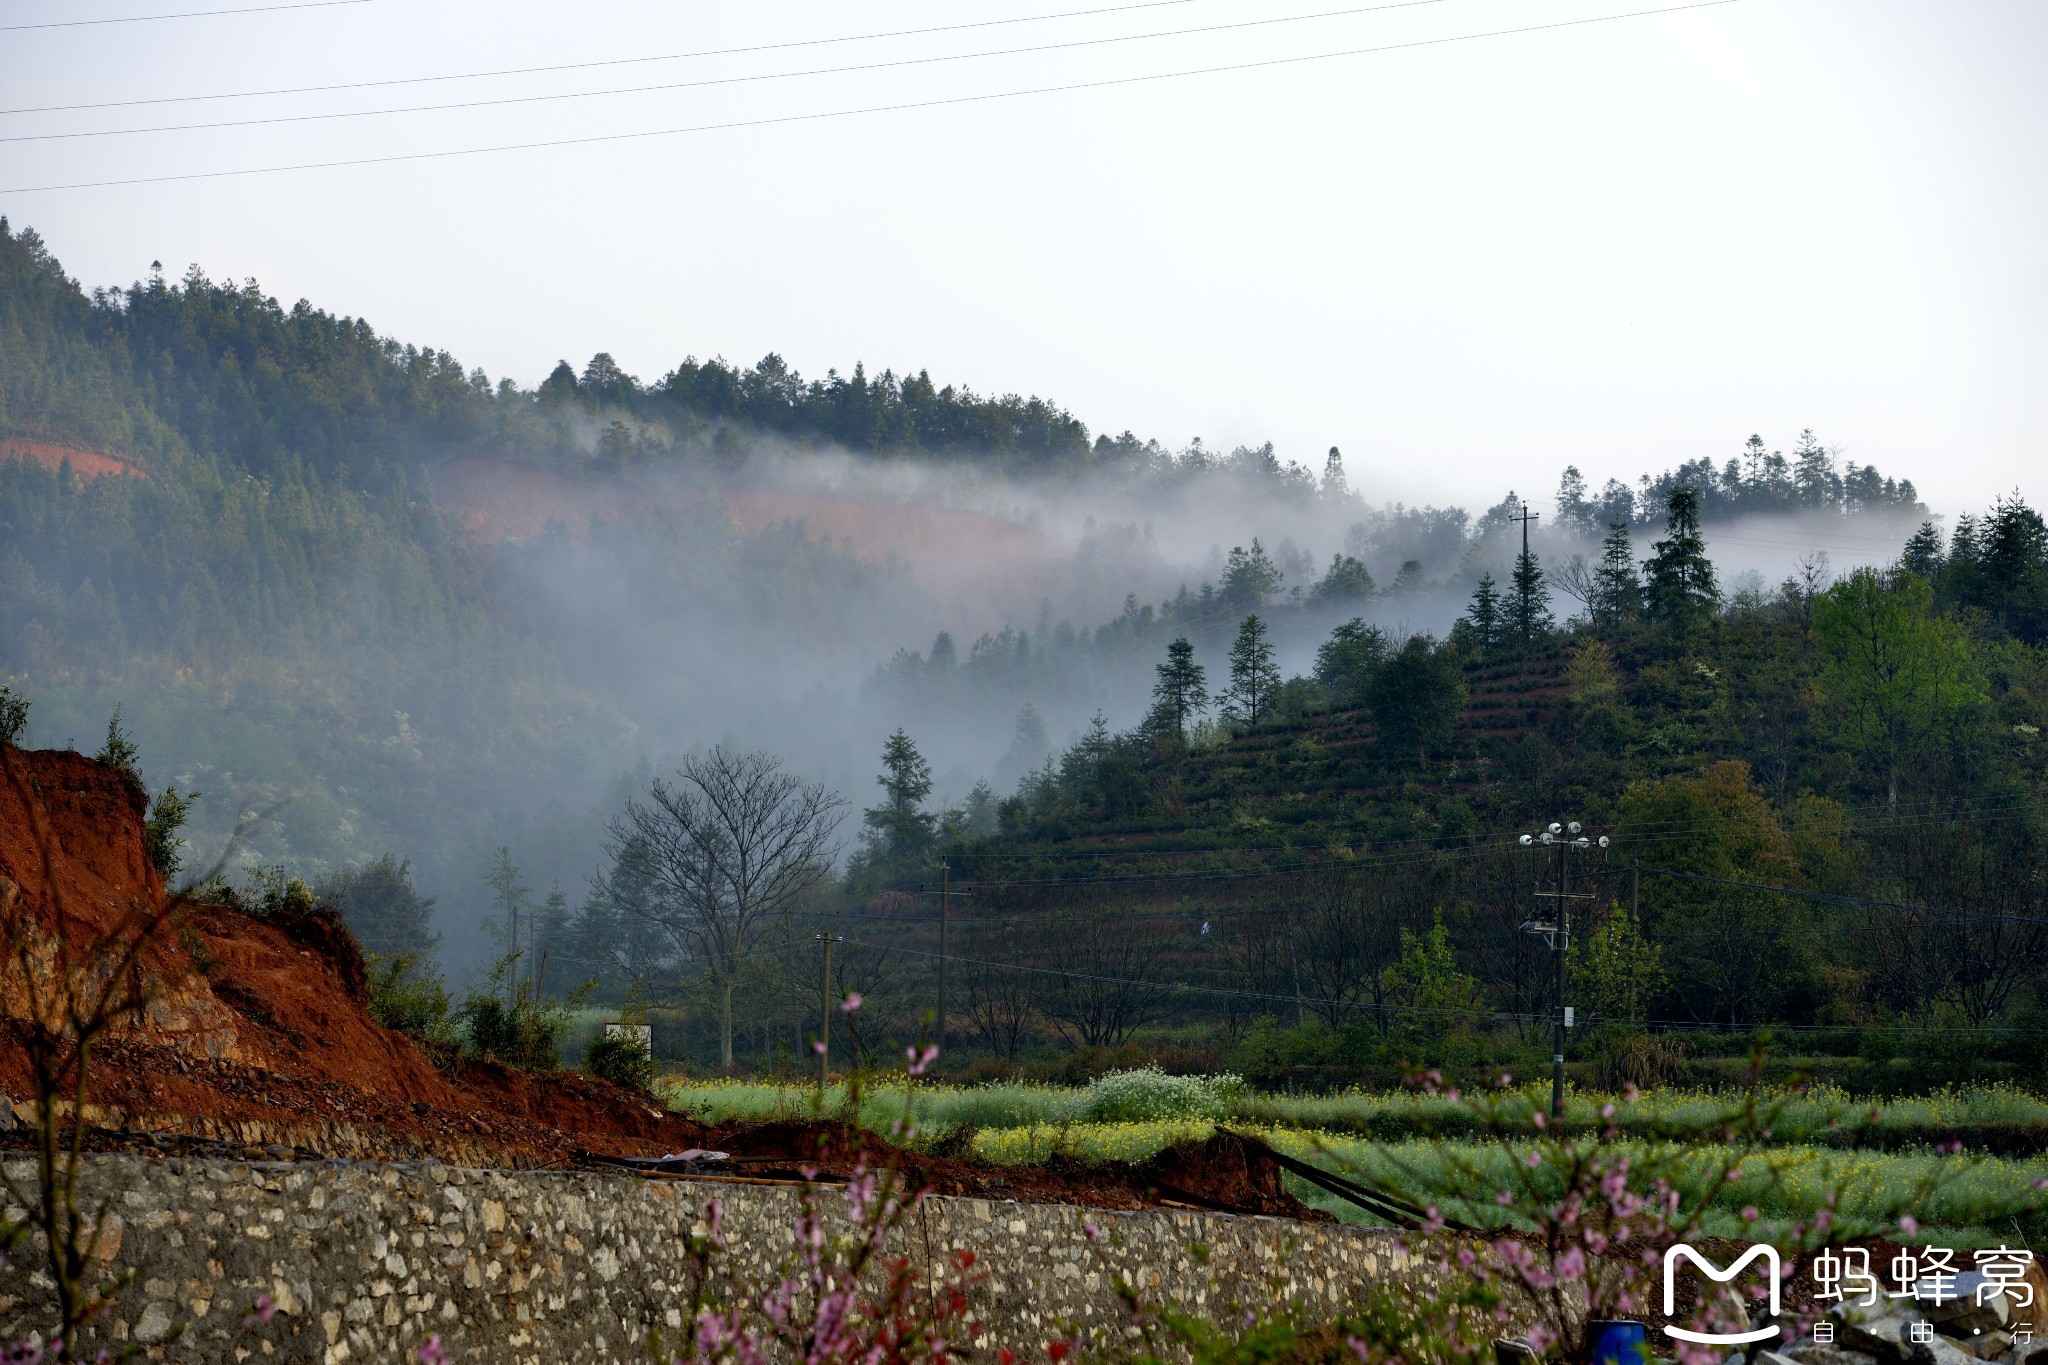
(0, 1155, 1459, 1364)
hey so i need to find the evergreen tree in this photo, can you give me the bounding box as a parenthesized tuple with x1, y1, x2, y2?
(1555, 465, 1595, 536)
(1149, 636, 1209, 739)
(535, 886, 572, 993)
(1978, 494, 2048, 641)
(1220, 615, 1282, 727)
(1461, 573, 1503, 653)
(1792, 429, 1837, 509)
(1591, 521, 1641, 627)
(1899, 521, 1945, 579)
(1367, 635, 1467, 766)
(1642, 487, 1719, 634)
(484, 847, 535, 995)
(577, 833, 672, 997)
(1219, 540, 1283, 611)
(1310, 554, 1375, 605)
(863, 729, 936, 867)
(1321, 446, 1349, 498)
(1505, 546, 1553, 650)
(961, 780, 999, 838)
(318, 853, 438, 957)
(1313, 618, 1389, 703)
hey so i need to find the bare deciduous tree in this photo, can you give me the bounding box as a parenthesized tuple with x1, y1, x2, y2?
(1865, 823, 2048, 1028)
(607, 748, 845, 1072)
(1034, 907, 1175, 1049)
(1552, 553, 1598, 619)
(960, 917, 1040, 1066)
(1223, 863, 1418, 1031)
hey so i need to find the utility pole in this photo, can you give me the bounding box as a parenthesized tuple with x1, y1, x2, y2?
(1553, 835, 1568, 1120)
(1511, 501, 1540, 560)
(814, 933, 841, 1093)
(918, 862, 971, 1074)
(1519, 821, 1607, 1120)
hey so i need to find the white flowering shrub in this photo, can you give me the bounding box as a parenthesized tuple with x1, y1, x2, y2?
(1078, 1067, 1244, 1123)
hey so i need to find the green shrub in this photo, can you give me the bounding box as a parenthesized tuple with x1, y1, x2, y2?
(93, 708, 143, 793)
(1079, 1066, 1244, 1123)
(243, 865, 317, 917)
(585, 1029, 658, 1091)
(366, 952, 455, 1042)
(454, 955, 579, 1072)
(0, 683, 28, 746)
(141, 784, 198, 880)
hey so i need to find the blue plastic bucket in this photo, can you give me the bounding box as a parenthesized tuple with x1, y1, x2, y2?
(1590, 1320, 1649, 1365)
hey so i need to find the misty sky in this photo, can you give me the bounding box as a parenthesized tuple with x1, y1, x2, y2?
(2, 0, 2042, 525)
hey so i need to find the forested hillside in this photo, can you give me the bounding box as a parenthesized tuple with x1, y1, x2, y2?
(839, 488, 2048, 1090)
(5, 214, 2033, 1092)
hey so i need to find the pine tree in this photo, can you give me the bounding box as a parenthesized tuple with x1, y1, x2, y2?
(535, 886, 571, 994)
(1591, 521, 1641, 627)
(1150, 636, 1209, 739)
(1555, 466, 1594, 536)
(1220, 615, 1282, 727)
(1899, 521, 1945, 579)
(1642, 486, 1719, 634)
(1462, 573, 1503, 653)
(1792, 429, 1837, 509)
(1220, 540, 1283, 612)
(863, 729, 936, 867)
(1310, 554, 1375, 605)
(484, 848, 535, 996)
(961, 780, 999, 838)
(1505, 547, 1553, 650)
(1321, 446, 1349, 498)
(1314, 618, 1388, 702)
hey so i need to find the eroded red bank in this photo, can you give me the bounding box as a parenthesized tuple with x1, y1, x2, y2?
(0, 745, 1316, 1217)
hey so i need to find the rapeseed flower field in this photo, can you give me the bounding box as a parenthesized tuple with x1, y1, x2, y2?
(657, 1075, 2048, 1243)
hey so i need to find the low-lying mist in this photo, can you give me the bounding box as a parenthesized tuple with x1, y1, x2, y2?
(370, 432, 1924, 973)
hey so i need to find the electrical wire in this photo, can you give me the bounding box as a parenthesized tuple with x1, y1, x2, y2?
(3, 0, 1467, 145)
(0, 0, 1744, 195)
(830, 936, 2048, 1037)
(0, 0, 1208, 116)
(1636, 866, 2048, 930)
(1, 0, 368, 31)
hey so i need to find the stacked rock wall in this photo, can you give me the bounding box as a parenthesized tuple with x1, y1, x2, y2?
(0, 1155, 1457, 1364)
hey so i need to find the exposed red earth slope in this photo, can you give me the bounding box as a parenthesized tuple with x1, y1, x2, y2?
(0, 745, 1321, 1215)
(0, 439, 140, 480)
(431, 457, 1066, 628)
(0, 744, 715, 1165)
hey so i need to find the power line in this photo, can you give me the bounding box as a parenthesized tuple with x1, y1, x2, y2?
(1636, 865, 2048, 930)
(0, 0, 1743, 195)
(0, 0, 1209, 116)
(1, 0, 369, 32)
(834, 937, 2048, 1037)
(3, 0, 1466, 145)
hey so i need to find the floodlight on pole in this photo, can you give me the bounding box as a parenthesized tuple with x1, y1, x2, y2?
(1518, 818, 1608, 1120)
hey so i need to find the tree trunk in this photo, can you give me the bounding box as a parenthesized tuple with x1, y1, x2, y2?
(720, 976, 735, 1073)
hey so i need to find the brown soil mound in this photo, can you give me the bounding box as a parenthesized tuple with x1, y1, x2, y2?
(0, 745, 1325, 1216)
(1138, 1131, 1323, 1217)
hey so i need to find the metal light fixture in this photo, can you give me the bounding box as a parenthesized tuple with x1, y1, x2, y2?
(1519, 818, 1608, 1121)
